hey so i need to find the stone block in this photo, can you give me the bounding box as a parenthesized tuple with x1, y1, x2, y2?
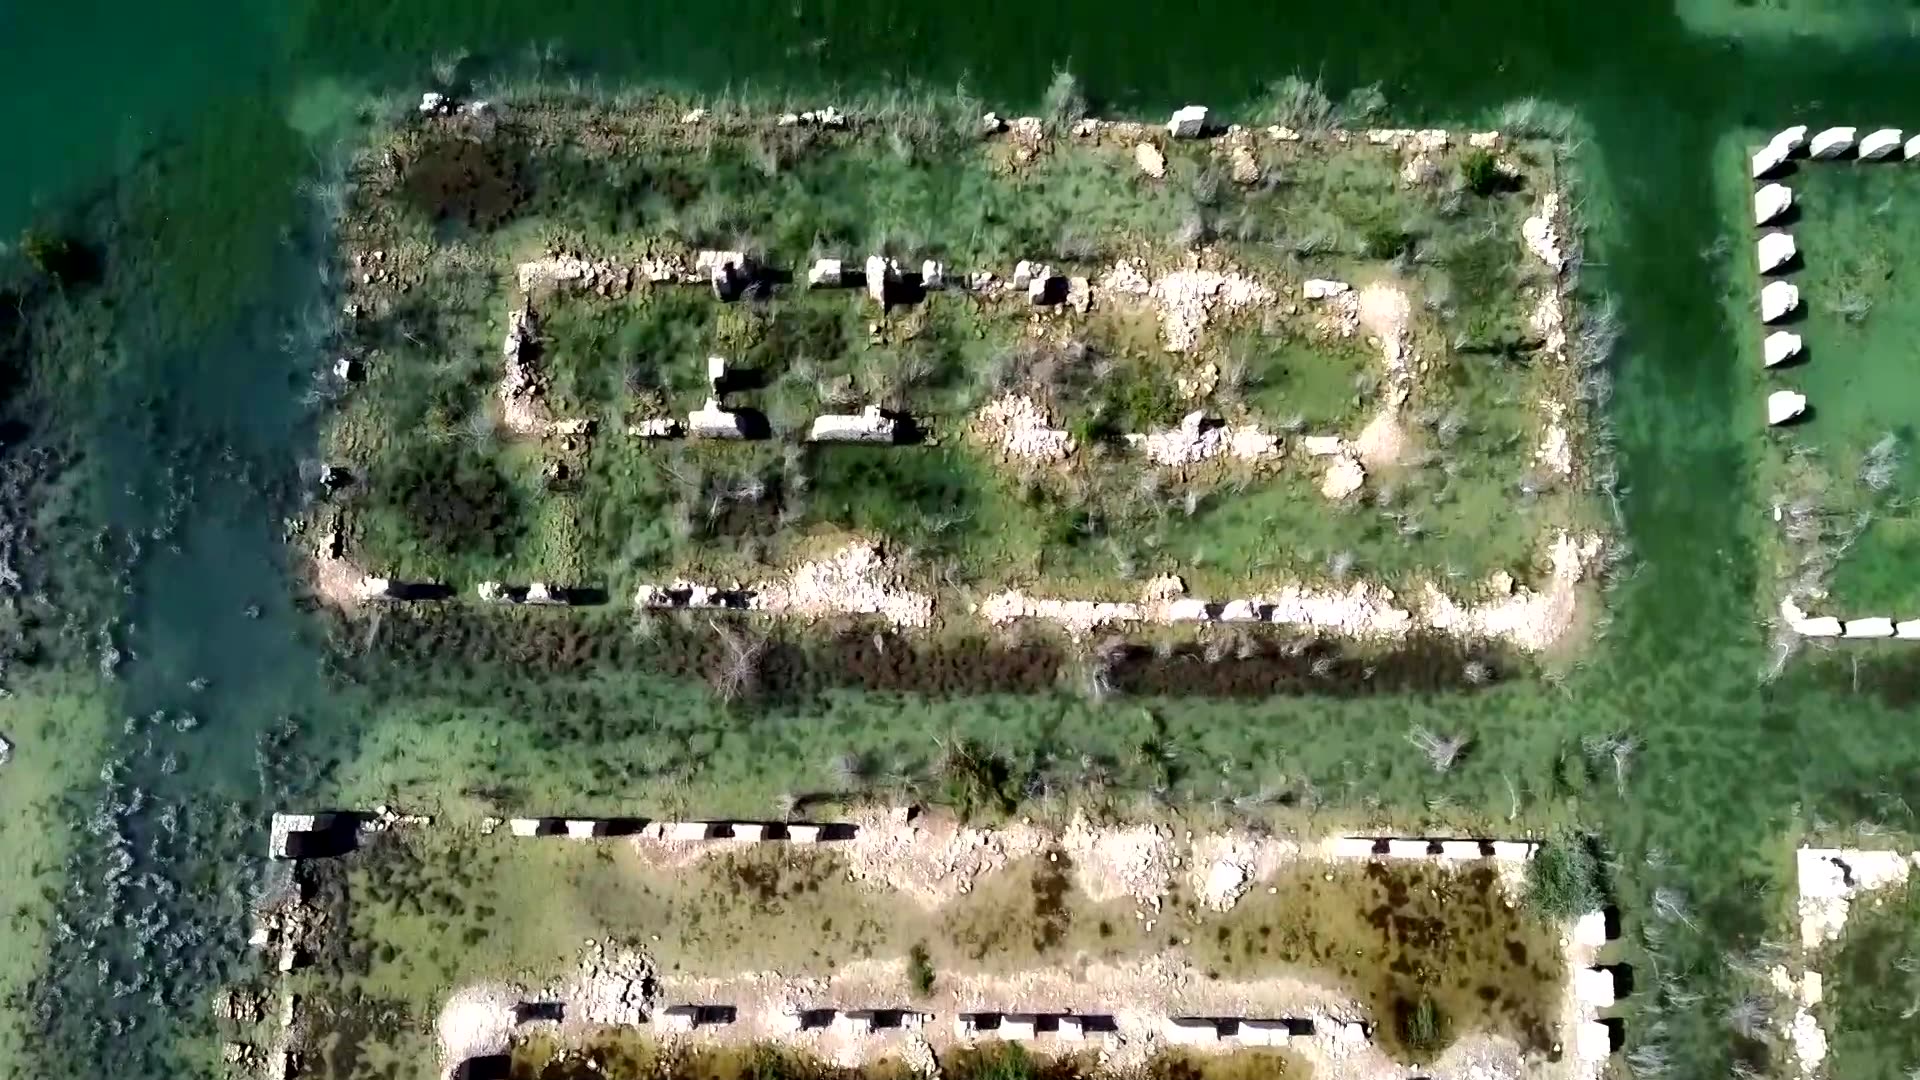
(1764, 331, 1802, 368)
(1758, 231, 1796, 273)
(1164, 1018, 1219, 1045)
(1752, 140, 1790, 179)
(807, 259, 843, 288)
(1168, 105, 1209, 139)
(1324, 836, 1378, 859)
(1761, 281, 1800, 323)
(1810, 126, 1857, 158)
(1238, 1019, 1292, 1047)
(1755, 183, 1793, 225)
(1576, 967, 1618, 1007)
(1488, 840, 1535, 862)
(1860, 128, 1903, 160)
(1843, 617, 1895, 638)
(1767, 390, 1807, 426)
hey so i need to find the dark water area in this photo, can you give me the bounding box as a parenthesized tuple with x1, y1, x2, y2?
(11, 0, 1920, 1077)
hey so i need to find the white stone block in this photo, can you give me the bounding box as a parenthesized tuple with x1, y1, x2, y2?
(1758, 232, 1796, 273)
(1219, 599, 1263, 622)
(1773, 125, 1808, 154)
(1799, 616, 1844, 637)
(1000, 1015, 1038, 1041)
(1489, 840, 1535, 862)
(808, 406, 896, 443)
(1168, 105, 1209, 139)
(834, 1011, 874, 1035)
(1767, 390, 1807, 426)
(1906, 134, 1920, 160)
(1896, 619, 1920, 640)
(1844, 617, 1895, 639)
(564, 819, 603, 839)
(1164, 599, 1212, 622)
(1324, 836, 1378, 859)
(922, 260, 945, 289)
(1301, 435, 1346, 456)
(1861, 128, 1904, 160)
(1576, 1020, 1612, 1060)
(1753, 141, 1790, 179)
(1761, 281, 1800, 323)
(688, 399, 746, 439)
(787, 824, 822, 843)
(1386, 839, 1430, 859)
(1057, 1017, 1087, 1041)
(509, 817, 543, 837)
(1764, 331, 1802, 368)
(807, 258, 843, 287)
(864, 255, 893, 304)
(1755, 183, 1793, 225)
(732, 823, 766, 842)
(1576, 967, 1618, 1007)
(1302, 279, 1350, 300)
(707, 356, 727, 386)
(1571, 910, 1611, 947)
(1238, 1020, 1291, 1047)
(1438, 840, 1485, 861)
(1810, 126, 1857, 158)
(665, 821, 710, 841)
(1165, 1018, 1219, 1045)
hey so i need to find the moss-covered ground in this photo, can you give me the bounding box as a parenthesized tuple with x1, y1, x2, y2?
(318, 94, 1600, 613)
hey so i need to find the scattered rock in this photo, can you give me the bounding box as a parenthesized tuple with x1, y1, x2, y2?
(1134, 142, 1167, 179)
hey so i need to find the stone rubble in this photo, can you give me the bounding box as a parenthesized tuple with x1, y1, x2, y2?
(1522, 192, 1568, 273)
(1135, 411, 1282, 467)
(498, 305, 548, 435)
(751, 542, 934, 630)
(1134, 142, 1167, 179)
(974, 394, 1075, 462)
(1318, 455, 1366, 500)
(1096, 260, 1276, 353)
(1418, 531, 1603, 653)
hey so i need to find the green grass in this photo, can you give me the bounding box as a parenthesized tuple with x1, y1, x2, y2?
(326, 94, 1591, 619)
(0, 675, 116, 1080)
(1821, 878, 1920, 1080)
(1741, 132, 1920, 619)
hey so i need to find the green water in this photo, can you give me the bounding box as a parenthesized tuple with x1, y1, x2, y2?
(11, 1, 1920, 1078)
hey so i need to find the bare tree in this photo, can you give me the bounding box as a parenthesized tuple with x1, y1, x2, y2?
(1407, 725, 1472, 773)
(708, 618, 768, 702)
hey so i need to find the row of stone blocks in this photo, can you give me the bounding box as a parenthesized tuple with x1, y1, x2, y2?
(1780, 604, 1920, 639)
(597, 1004, 1351, 1049)
(503, 818, 858, 842)
(1319, 836, 1538, 862)
(1750, 124, 1920, 427)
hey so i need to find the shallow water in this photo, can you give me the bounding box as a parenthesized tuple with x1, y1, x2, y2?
(10, 1, 1920, 1077)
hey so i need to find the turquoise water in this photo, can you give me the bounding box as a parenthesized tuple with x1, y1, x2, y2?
(11, 1, 1920, 1077)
